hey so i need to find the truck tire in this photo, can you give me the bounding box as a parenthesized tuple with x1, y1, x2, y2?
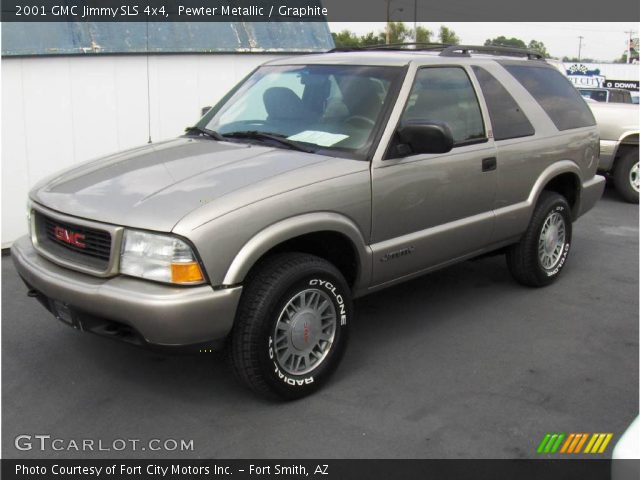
(229, 253, 351, 399)
(507, 192, 572, 287)
(613, 149, 639, 203)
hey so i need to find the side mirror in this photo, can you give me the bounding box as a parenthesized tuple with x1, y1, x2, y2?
(396, 121, 454, 155)
(201, 106, 212, 116)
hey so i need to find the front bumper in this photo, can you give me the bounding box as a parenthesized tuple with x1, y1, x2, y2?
(11, 235, 242, 347)
(578, 174, 606, 219)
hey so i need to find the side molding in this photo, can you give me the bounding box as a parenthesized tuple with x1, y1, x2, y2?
(222, 212, 372, 295)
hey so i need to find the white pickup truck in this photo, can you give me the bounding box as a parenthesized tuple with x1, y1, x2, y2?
(588, 101, 639, 203)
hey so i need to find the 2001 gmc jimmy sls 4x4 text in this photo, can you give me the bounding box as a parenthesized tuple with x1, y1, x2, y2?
(12, 45, 605, 399)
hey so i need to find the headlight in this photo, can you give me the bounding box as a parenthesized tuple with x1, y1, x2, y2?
(120, 230, 205, 285)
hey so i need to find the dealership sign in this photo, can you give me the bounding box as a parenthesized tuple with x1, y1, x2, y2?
(602, 79, 640, 91)
(565, 64, 639, 91)
(566, 64, 605, 88)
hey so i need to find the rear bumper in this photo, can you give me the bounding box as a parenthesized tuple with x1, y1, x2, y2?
(11, 235, 241, 347)
(578, 175, 606, 219)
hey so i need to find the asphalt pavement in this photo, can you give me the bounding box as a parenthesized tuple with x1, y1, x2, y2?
(2, 186, 638, 459)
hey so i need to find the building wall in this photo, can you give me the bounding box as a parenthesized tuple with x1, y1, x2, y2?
(1, 53, 284, 246)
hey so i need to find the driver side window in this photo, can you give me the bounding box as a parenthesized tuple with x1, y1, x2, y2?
(401, 67, 486, 146)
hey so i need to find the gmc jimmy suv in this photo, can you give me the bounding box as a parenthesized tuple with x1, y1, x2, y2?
(12, 45, 605, 399)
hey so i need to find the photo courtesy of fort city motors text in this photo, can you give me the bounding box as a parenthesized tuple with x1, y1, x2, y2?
(0, 0, 639, 479)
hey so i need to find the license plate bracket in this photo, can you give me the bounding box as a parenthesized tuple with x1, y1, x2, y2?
(50, 299, 81, 330)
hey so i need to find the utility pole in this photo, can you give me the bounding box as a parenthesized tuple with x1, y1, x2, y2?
(414, 0, 417, 43)
(624, 30, 635, 63)
(578, 36, 584, 62)
(386, 0, 391, 44)
(385, 0, 403, 44)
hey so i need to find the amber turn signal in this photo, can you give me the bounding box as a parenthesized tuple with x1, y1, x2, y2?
(171, 262, 204, 284)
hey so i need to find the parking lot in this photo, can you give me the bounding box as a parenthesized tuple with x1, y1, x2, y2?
(2, 186, 637, 460)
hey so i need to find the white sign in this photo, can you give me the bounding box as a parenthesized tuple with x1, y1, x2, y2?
(568, 75, 605, 88)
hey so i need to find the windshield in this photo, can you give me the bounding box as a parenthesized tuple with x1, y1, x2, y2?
(199, 64, 404, 159)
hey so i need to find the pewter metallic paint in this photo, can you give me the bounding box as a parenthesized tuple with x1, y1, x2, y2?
(13, 52, 605, 346)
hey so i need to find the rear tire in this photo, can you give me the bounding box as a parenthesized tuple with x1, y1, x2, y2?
(613, 149, 639, 204)
(507, 192, 572, 287)
(229, 253, 351, 400)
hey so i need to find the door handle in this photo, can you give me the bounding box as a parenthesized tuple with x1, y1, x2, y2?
(482, 157, 497, 172)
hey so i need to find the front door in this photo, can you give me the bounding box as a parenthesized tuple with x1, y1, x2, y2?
(370, 66, 497, 287)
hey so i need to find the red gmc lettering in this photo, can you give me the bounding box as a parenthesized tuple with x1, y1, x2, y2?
(54, 226, 86, 248)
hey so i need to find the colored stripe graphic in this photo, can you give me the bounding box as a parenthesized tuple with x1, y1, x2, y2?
(550, 434, 565, 453)
(574, 433, 589, 453)
(539, 433, 613, 454)
(585, 433, 614, 454)
(560, 433, 575, 453)
(537, 433, 565, 454)
(537, 432, 613, 455)
(537, 434, 552, 454)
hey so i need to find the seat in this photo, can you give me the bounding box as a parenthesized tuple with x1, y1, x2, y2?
(263, 87, 307, 121)
(342, 78, 383, 120)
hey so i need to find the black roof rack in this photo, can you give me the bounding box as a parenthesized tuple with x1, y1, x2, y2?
(328, 43, 451, 53)
(439, 45, 544, 60)
(328, 43, 545, 60)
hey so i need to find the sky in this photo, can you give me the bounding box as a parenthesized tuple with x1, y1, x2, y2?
(328, 22, 639, 62)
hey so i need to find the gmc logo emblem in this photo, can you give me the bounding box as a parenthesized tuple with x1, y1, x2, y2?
(54, 226, 86, 248)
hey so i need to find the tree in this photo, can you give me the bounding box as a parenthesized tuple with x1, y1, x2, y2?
(331, 30, 361, 48)
(360, 31, 384, 46)
(484, 36, 526, 49)
(527, 40, 549, 58)
(439, 25, 460, 45)
(414, 25, 432, 43)
(386, 21, 411, 44)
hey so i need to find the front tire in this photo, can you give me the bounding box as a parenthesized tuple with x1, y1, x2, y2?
(613, 149, 639, 203)
(507, 192, 572, 287)
(229, 253, 351, 400)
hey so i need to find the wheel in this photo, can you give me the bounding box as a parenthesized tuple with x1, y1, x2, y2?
(229, 253, 351, 399)
(507, 191, 573, 287)
(613, 149, 639, 203)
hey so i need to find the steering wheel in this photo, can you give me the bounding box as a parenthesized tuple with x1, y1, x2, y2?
(345, 115, 375, 128)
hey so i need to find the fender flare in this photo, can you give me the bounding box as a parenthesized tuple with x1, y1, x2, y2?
(611, 131, 640, 161)
(222, 212, 372, 292)
(527, 160, 582, 218)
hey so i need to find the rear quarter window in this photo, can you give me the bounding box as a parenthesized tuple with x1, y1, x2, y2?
(472, 66, 535, 141)
(502, 64, 596, 131)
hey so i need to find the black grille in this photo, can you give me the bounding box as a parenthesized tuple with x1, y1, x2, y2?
(35, 212, 112, 270)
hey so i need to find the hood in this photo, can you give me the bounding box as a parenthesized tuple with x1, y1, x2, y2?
(31, 138, 334, 232)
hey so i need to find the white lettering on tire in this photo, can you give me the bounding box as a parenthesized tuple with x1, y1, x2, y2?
(268, 335, 314, 386)
(308, 278, 347, 325)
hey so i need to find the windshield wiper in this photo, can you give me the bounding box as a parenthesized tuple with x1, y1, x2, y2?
(185, 126, 225, 141)
(223, 131, 314, 153)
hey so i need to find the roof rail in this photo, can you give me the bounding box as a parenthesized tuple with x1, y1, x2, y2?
(329, 43, 451, 53)
(439, 45, 545, 60)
